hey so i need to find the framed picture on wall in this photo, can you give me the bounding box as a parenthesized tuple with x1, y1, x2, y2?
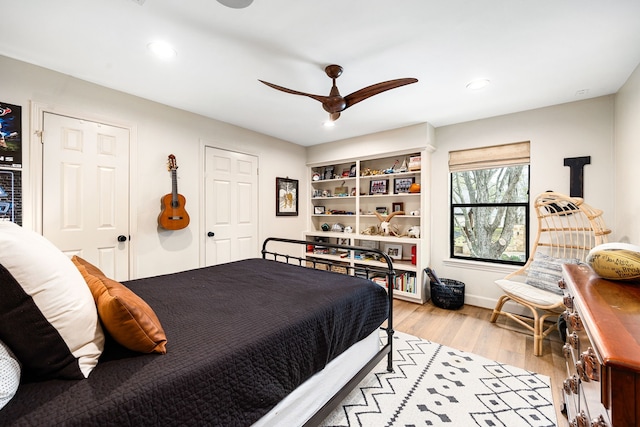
(0, 102, 22, 168)
(276, 177, 298, 216)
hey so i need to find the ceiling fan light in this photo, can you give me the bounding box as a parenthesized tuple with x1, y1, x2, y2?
(466, 79, 490, 90)
(216, 0, 253, 8)
(323, 120, 335, 128)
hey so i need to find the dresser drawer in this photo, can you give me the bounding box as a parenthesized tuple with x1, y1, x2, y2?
(561, 264, 640, 427)
(561, 301, 611, 426)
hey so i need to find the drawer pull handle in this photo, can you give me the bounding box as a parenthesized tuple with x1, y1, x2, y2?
(581, 348, 600, 382)
(568, 332, 579, 349)
(559, 278, 567, 289)
(563, 294, 574, 309)
(563, 343, 572, 359)
(563, 375, 580, 395)
(590, 414, 609, 427)
(571, 410, 589, 427)
(569, 312, 583, 331)
(576, 360, 588, 382)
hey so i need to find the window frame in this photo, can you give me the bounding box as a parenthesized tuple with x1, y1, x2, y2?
(449, 166, 530, 266)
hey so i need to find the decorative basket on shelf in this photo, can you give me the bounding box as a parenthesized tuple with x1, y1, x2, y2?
(430, 278, 465, 310)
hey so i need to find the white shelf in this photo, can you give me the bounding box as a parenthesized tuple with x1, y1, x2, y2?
(312, 196, 356, 200)
(359, 171, 420, 179)
(305, 151, 429, 304)
(359, 214, 421, 218)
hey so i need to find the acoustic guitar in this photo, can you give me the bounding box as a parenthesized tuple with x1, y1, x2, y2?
(158, 154, 190, 230)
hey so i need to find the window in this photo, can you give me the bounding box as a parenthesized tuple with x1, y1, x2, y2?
(449, 142, 530, 265)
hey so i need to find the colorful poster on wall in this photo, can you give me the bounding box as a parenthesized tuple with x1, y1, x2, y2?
(0, 102, 22, 168)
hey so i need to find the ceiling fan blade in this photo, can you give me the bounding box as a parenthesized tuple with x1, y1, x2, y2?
(344, 78, 418, 109)
(258, 80, 329, 104)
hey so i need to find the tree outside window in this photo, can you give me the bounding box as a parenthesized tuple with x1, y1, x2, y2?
(450, 165, 529, 265)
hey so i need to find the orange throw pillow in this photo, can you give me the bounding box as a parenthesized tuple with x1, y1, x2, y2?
(72, 256, 167, 354)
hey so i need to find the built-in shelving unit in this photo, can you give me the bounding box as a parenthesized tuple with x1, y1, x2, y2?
(305, 151, 428, 303)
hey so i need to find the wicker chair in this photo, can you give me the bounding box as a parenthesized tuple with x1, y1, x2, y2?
(490, 192, 610, 356)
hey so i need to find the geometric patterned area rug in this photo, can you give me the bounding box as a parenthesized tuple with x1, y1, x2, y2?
(320, 331, 557, 427)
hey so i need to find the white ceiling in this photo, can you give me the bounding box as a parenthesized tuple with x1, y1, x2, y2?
(3, 0, 640, 146)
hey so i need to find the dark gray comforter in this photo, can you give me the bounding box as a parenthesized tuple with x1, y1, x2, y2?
(1, 258, 389, 426)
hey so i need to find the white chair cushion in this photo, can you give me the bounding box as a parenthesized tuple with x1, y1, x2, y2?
(495, 278, 564, 307)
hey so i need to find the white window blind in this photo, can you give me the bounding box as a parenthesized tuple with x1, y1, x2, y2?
(449, 141, 530, 172)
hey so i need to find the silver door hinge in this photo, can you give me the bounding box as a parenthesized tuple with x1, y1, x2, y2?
(35, 130, 43, 143)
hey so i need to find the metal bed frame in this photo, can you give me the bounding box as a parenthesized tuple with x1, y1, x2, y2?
(261, 237, 395, 426)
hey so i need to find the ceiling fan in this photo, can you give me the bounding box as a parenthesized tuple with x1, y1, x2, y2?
(259, 65, 418, 121)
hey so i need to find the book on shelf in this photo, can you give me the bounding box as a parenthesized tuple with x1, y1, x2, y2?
(369, 271, 416, 294)
(395, 272, 417, 294)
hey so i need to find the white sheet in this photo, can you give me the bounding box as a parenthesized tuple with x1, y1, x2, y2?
(253, 330, 380, 427)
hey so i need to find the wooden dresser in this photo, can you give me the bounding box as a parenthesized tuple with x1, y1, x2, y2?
(560, 263, 640, 427)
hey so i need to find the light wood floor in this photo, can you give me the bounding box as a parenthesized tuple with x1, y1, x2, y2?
(391, 299, 568, 426)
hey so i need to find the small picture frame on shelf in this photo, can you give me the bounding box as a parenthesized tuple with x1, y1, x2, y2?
(376, 206, 388, 215)
(349, 164, 357, 177)
(334, 185, 349, 196)
(323, 166, 334, 180)
(408, 155, 421, 171)
(384, 243, 403, 260)
(392, 202, 404, 212)
(370, 179, 388, 195)
(314, 206, 326, 214)
(359, 240, 379, 250)
(394, 177, 415, 194)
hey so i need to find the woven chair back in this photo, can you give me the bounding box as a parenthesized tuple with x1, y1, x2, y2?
(508, 192, 611, 278)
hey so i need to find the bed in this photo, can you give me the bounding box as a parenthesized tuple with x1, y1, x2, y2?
(0, 236, 394, 426)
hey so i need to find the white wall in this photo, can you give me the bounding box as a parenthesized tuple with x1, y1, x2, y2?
(431, 96, 615, 308)
(4, 51, 635, 309)
(614, 62, 640, 245)
(0, 55, 307, 279)
(306, 123, 436, 166)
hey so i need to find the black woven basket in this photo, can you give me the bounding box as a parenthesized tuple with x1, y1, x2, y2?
(431, 278, 465, 310)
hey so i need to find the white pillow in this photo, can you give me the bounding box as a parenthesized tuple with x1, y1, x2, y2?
(0, 222, 104, 381)
(0, 339, 20, 410)
(525, 252, 579, 295)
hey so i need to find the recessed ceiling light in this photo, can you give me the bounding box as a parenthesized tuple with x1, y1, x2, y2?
(466, 79, 491, 90)
(147, 41, 177, 60)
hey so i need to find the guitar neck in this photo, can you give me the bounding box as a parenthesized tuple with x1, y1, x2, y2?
(171, 170, 179, 207)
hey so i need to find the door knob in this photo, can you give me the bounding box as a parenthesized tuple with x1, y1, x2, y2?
(117, 235, 127, 242)
(207, 231, 215, 237)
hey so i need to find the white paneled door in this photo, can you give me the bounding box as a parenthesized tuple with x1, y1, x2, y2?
(42, 112, 130, 281)
(205, 147, 258, 266)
